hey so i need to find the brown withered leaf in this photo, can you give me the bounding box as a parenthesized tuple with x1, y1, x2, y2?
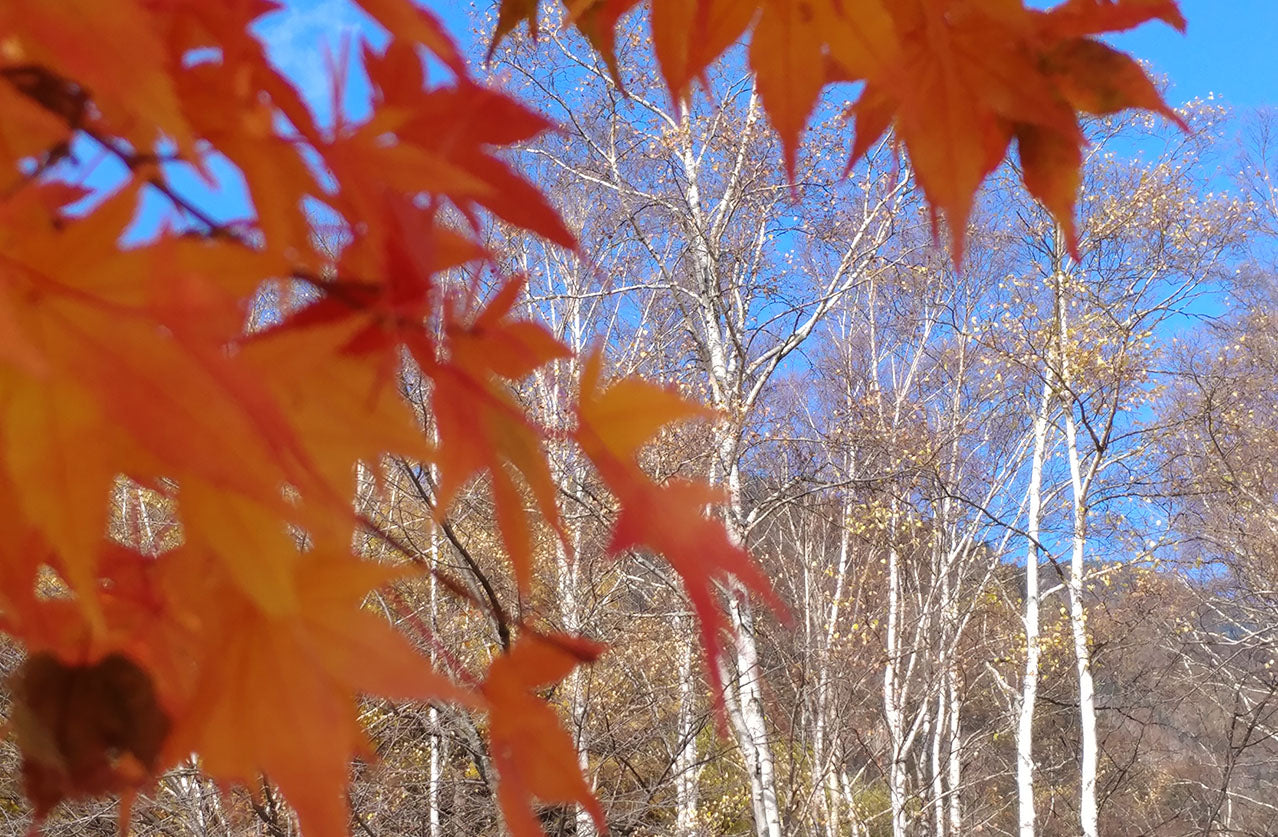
(10, 652, 170, 821)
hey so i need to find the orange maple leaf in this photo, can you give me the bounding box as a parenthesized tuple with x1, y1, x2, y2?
(420, 279, 570, 595)
(0, 0, 194, 153)
(608, 478, 785, 715)
(651, 0, 758, 104)
(482, 631, 607, 837)
(750, 0, 827, 180)
(488, 0, 1186, 262)
(175, 552, 478, 837)
(574, 348, 712, 467)
(845, 0, 1186, 260)
(357, 0, 468, 75)
(373, 78, 576, 249)
(240, 319, 437, 514)
(574, 352, 784, 713)
(0, 186, 312, 618)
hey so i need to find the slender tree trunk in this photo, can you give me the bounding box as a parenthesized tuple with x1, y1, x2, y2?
(823, 768, 842, 837)
(1018, 380, 1052, 837)
(425, 707, 442, 837)
(931, 686, 946, 837)
(883, 535, 909, 837)
(674, 623, 701, 837)
(930, 529, 949, 837)
(811, 651, 834, 837)
(840, 768, 866, 837)
(540, 342, 598, 837)
(730, 594, 782, 837)
(558, 524, 596, 837)
(1053, 265, 1099, 837)
(814, 494, 854, 837)
(669, 87, 783, 837)
(723, 453, 783, 837)
(1064, 409, 1099, 837)
(946, 667, 962, 836)
(427, 475, 444, 837)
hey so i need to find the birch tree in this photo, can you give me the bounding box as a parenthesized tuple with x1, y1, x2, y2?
(997, 103, 1247, 835)
(489, 18, 910, 835)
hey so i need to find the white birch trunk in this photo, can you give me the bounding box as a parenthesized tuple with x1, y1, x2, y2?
(427, 475, 444, 837)
(931, 688, 946, 837)
(946, 668, 962, 836)
(1017, 380, 1052, 837)
(813, 492, 854, 837)
(929, 526, 949, 837)
(1053, 267, 1100, 837)
(674, 621, 701, 837)
(1064, 408, 1100, 837)
(559, 511, 597, 837)
(682, 107, 783, 834)
(883, 537, 909, 837)
(723, 453, 784, 837)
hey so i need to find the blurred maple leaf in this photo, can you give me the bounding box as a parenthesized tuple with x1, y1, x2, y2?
(174, 552, 479, 837)
(10, 652, 170, 827)
(482, 631, 608, 837)
(421, 279, 570, 595)
(574, 351, 784, 713)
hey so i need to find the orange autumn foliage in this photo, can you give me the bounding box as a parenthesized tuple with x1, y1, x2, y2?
(0, 0, 1183, 835)
(493, 0, 1187, 259)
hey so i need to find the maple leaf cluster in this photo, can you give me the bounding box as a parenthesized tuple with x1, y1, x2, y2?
(493, 0, 1188, 260)
(0, 0, 1184, 835)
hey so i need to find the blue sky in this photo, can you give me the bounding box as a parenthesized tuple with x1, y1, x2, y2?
(1108, 0, 1278, 108)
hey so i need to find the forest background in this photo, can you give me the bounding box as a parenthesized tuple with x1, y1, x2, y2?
(1, 1, 1278, 837)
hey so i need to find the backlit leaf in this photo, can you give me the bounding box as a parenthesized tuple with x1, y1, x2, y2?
(482, 631, 607, 837)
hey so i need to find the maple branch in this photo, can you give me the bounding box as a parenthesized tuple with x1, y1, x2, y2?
(249, 781, 291, 837)
(350, 797, 381, 837)
(376, 586, 482, 689)
(359, 509, 511, 653)
(392, 458, 512, 651)
(78, 122, 251, 244)
(21, 78, 392, 321)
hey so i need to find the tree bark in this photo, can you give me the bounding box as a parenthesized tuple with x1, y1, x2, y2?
(1063, 408, 1100, 837)
(883, 534, 909, 837)
(1017, 380, 1053, 837)
(1055, 269, 1099, 837)
(674, 626, 702, 836)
